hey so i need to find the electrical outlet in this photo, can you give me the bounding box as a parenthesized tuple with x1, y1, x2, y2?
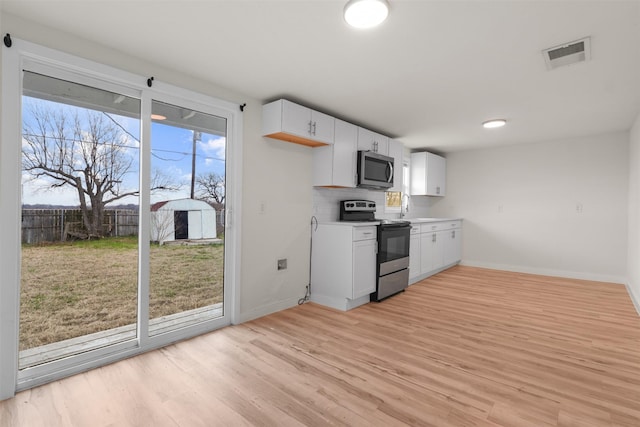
(576, 203, 583, 213)
(259, 201, 266, 215)
(277, 258, 287, 270)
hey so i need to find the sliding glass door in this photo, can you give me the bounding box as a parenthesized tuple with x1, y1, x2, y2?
(148, 100, 227, 336)
(20, 71, 141, 369)
(0, 39, 240, 397)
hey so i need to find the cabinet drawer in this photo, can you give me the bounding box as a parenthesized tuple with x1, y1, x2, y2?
(420, 220, 461, 233)
(440, 220, 462, 231)
(410, 225, 420, 235)
(353, 226, 377, 241)
(421, 222, 445, 233)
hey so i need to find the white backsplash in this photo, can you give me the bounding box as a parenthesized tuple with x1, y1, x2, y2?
(408, 194, 433, 217)
(312, 188, 431, 222)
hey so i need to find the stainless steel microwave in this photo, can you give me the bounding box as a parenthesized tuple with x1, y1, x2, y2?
(357, 150, 394, 190)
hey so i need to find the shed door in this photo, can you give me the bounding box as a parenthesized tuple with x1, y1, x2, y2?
(174, 211, 189, 240)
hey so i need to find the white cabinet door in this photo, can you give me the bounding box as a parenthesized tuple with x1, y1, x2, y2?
(410, 152, 446, 196)
(443, 228, 462, 266)
(313, 119, 356, 187)
(388, 139, 404, 192)
(357, 127, 389, 154)
(311, 110, 335, 145)
(352, 239, 377, 299)
(420, 232, 435, 273)
(409, 233, 421, 282)
(281, 99, 312, 138)
(421, 231, 445, 273)
(427, 153, 446, 196)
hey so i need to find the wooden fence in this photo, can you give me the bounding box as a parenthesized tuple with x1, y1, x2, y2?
(22, 209, 139, 244)
(22, 208, 225, 244)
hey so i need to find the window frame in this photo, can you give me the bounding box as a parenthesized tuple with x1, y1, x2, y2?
(0, 38, 243, 399)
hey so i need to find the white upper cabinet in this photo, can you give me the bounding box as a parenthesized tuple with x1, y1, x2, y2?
(357, 127, 389, 155)
(387, 139, 404, 193)
(313, 119, 357, 187)
(262, 99, 334, 147)
(410, 152, 446, 196)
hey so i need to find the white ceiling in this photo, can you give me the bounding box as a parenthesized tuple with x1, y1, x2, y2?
(3, 0, 640, 152)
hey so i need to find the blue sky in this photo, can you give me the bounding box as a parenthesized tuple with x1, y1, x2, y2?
(21, 97, 226, 207)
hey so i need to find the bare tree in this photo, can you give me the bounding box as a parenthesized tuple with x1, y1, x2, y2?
(22, 103, 175, 237)
(150, 208, 174, 245)
(196, 172, 225, 204)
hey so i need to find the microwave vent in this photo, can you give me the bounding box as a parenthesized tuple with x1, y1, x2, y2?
(543, 37, 591, 70)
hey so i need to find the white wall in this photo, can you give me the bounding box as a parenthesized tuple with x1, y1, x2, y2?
(1, 13, 312, 323)
(428, 133, 629, 283)
(240, 124, 313, 321)
(628, 114, 640, 313)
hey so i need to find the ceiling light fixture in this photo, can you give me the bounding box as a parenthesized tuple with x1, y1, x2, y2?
(151, 114, 167, 121)
(344, 0, 389, 29)
(482, 119, 506, 129)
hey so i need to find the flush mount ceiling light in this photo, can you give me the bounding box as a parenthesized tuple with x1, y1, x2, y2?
(482, 119, 506, 129)
(344, 0, 389, 29)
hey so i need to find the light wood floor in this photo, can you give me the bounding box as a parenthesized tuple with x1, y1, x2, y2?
(1, 266, 639, 427)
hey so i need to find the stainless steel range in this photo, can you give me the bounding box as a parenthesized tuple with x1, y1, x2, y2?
(339, 200, 411, 301)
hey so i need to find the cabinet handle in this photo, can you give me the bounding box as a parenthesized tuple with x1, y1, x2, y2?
(374, 141, 378, 152)
(451, 230, 455, 238)
(308, 120, 313, 135)
(312, 121, 317, 135)
(362, 232, 373, 235)
(436, 186, 440, 194)
(432, 234, 436, 242)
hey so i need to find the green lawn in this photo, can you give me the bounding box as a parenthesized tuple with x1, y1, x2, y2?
(20, 236, 224, 350)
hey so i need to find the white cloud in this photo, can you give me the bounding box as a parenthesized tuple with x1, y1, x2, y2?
(198, 136, 226, 161)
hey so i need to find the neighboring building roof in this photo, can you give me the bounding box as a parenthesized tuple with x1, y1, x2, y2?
(150, 201, 169, 212)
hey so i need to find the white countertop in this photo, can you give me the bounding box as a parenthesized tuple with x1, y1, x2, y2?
(319, 221, 380, 226)
(318, 218, 463, 226)
(407, 217, 463, 223)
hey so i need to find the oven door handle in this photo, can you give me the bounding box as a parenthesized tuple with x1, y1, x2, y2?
(386, 161, 394, 183)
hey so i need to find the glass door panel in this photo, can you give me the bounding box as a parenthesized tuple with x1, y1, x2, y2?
(20, 71, 140, 369)
(149, 100, 226, 336)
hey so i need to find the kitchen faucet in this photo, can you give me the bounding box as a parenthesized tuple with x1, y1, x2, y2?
(400, 193, 410, 218)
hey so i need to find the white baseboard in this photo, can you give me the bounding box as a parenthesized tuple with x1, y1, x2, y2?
(625, 282, 640, 317)
(460, 260, 626, 284)
(237, 295, 301, 324)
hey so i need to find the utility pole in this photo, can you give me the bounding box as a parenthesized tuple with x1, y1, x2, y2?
(190, 131, 201, 199)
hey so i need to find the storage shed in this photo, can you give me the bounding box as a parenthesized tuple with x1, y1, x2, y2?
(150, 199, 217, 244)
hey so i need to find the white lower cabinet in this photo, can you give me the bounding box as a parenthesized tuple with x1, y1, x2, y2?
(443, 227, 462, 266)
(311, 224, 377, 310)
(420, 231, 443, 273)
(409, 227, 421, 283)
(409, 219, 462, 284)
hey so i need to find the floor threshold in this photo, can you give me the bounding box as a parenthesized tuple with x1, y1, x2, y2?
(19, 303, 223, 369)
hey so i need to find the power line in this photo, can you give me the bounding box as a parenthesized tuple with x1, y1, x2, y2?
(21, 132, 225, 163)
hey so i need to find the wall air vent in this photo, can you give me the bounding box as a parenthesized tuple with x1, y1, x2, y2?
(543, 37, 591, 70)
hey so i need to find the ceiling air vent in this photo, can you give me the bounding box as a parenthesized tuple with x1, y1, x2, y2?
(542, 37, 591, 70)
